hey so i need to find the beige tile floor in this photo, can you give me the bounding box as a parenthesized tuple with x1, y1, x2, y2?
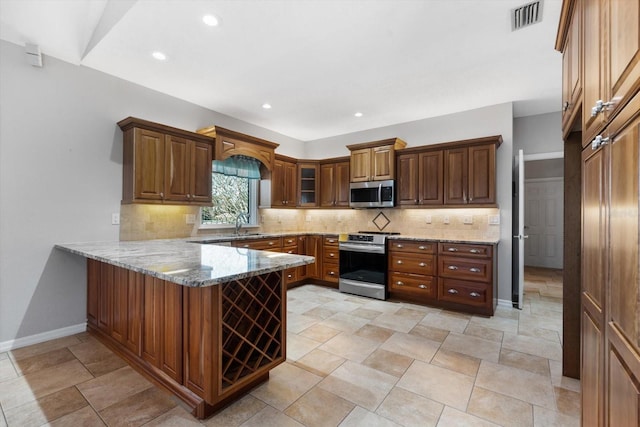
(0, 267, 578, 426)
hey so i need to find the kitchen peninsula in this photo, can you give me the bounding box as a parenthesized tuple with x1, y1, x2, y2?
(55, 239, 314, 419)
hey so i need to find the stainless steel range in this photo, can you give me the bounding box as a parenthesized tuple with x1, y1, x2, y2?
(338, 231, 399, 300)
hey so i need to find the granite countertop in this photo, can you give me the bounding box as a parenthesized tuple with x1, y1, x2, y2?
(55, 239, 314, 288)
(386, 235, 501, 245)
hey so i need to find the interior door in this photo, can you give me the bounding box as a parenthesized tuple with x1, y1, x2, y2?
(524, 179, 564, 269)
(512, 150, 525, 309)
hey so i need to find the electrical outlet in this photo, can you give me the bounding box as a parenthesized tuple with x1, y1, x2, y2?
(111, 213, 120, 225)
(261, 215, 265, 223)
(425, 215, 432, 224)
(443, 215, 450, 225)
(185, 214, 196, 224)
(337, 215, 343, 223)
(305, 215, 311, 222)
(488, 214, 500, 225)
(463, 215, 473, 225)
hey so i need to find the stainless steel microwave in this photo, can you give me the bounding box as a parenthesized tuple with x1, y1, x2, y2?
(349, 180, 395, 208)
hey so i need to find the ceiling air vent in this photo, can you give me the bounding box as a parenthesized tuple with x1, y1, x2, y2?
(511, 0, 544, 31)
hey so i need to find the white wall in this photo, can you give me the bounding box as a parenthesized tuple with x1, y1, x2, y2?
(305, 104, 514, 303)
(513, 112, 563, 155)
(0, 40, 303, 344)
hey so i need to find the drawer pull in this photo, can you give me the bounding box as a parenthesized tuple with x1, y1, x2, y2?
(328, 239, 336, 243)
(469, 267, 481, 273)
(287, 274, 293, 279)
(448, 247, 458, 252)
(288, 250, 294, 254)
(447, 288, 459, 294)
(418, 284, 427, 289)
(469, 249, 481, 254)
(243, 244, 250, 248)
(329, 253, 335, 257)
(397, 260, 403, 265)
(470, 292, 481, 298)
(396, 244, 404, 248)
(269, 242, 275, 245)
(448, 265, 458, 270)
(419, 262, 426, 267)
(328, 271, 335, 275)
(396, 281, 404, 286)
(418, 245, 426, 250)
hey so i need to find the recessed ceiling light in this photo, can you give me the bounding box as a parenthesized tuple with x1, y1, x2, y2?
(152, 51, 166, 61)
(354, 112, 363, 117)
(202, 14, 219, 26)
(262, 103, 272, 109)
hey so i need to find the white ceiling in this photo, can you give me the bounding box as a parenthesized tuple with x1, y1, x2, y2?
(0, 0, 563, 141)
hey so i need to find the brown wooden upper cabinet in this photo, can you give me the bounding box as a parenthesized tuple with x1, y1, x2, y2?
(397, 150, 443, 205)
(272, 155, 297, 207)
(298, 162, 319, 207)
(320, 158, 350, 207)
(444, 142, 497, 205)
(119, 117, 214, 206)
(559, 0, 582, 137)
(347, 138, 407, 182)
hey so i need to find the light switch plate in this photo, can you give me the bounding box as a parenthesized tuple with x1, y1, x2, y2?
(425, 215, 432, 224)
(305, 215, 311, 222)
(443, 215, 450, 225)
(488, 214, 500, 225)
(111, 213, 120, 225)
(463, 215, 473, 225)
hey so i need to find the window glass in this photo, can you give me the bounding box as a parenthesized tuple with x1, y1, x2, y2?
(200, 173, 257, 227)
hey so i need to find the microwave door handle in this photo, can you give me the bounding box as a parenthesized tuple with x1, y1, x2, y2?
(378, 183, 382, 203)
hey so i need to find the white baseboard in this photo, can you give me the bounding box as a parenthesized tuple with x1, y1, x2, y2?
(0, 323, 87, 353)
(497, 299, 514, 308)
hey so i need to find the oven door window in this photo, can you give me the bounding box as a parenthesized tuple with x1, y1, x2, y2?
(350, 187, 379, 204)
(339, 250, 386, 285)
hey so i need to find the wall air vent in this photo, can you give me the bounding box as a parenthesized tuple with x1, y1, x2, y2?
(511, 0, 543, 31)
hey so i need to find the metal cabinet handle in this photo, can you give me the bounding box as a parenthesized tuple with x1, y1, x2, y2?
(397, 260, 403, 264)
(287, 250, 294, 254)
(268, 242, 275, 245)
(396, 244, 404, 248)
(287, 274, 293, 279)
(448, 265, 458, 270)
(186, 194, 191, 199)
(419, 262, 426, 267)
(160, 192, 164, 198)
(447, 289, 459, 294)
(470, 267, 481, 273)
(448, 247, 458, 252)
(470, 292, 481, 298)
(418, 245, 426, 250)
(328, 271, 335, 275)
(243, 244, 249, 248)
(562, 101, 570, 111)
(329, 253, 335, 257)
(591, 99, 614, 117)
(591, 135, 610, 150)
(469, 249, 481, 254)
(418, 284, 427, 289)
(328, 239, 336, 243)
(396, 281, 404, 286)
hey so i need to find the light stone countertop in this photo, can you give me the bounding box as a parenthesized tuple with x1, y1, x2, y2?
(386, 235, 500, 245)
(55, 239, 314, 287)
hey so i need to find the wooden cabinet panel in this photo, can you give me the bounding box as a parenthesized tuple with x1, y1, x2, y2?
(438, 279, 488, 307)
(184, 286, 214, 398)
(335, 161, 350, 206)
(440, 243, 493, 258)
(389, 272, 436, 299)
(97, 263, 114, 334)
(583, 0, 606, 143)
(232, 237, 282, 250)
(162, 282, 183, 383)
(304, 235, 322, 280)
(142, 276, 163, 368)
(320, 161, 350, 207)
(323, 246, 339, 264)
(165, 135, 191, 202)
(190, 140, 214, 203)
(272, 159, 297, 207)
(322, 262, 339, 283)
(418, 151, 444, 205)
(439, 256, 492, 282)
(444, 147, 468, 204)
(608, 347, 640, 427)
(582, 309, 604, 427)
(372, 145, 394, 180)
(389, 240, 436, 254)
(322, 235, 339, 283)
(348, 140, 405, 182)
(87, 259, 99, 327)
(561, 0, 582, 134)
(133, 128, 165, 201)
(283, 161, 297, 206)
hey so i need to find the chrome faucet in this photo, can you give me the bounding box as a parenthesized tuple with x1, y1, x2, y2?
(235, 212, 249, 235)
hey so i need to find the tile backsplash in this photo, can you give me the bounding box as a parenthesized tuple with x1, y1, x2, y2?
(120, 204, 500, 241)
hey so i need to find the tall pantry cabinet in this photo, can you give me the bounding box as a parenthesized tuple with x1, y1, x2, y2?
(557, 0, 640, 425)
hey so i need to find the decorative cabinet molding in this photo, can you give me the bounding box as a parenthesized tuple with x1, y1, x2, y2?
(347, 138, 407, 182)
(119, 117, 214, 206)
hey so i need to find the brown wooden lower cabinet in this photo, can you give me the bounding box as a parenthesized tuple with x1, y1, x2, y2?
(86, 259, 286, 419)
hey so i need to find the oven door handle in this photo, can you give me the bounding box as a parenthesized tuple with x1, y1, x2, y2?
(339, 242, 385, 254)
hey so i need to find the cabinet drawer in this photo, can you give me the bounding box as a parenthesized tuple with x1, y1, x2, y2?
(324, 236, 339, 247)
(438, 279, 489, 307)
(323, 262, 339, 283)
(283, 268, 298, 285)
(389, 240, 436, 254)
(439, 256, 491, 282)
(282, 236, 298, 248)
(389, 272, 436, 299)
(324, 248, 339, 263)
(282, 247, 298, 255)
(233, 237, 282, 250)
(389, 253, 435, 275)
(439, 243, 492, 258)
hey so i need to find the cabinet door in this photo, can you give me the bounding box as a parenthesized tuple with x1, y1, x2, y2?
(372, 145, 394, 180)
(189, 140, 213, 204)
(444, 147, 468, 204)
(418, 151, 444, 205)
(562, 0, 582, 133)
(165, 135, 191, 202)
(272, 160, 285, 207)
(320, 163, 336, 207)
(606, 0, 640, 125)
(582, 309, 604, 427)
(304, 235, 322, 279)
(468, 144, 496, 204)
(350, 148, 371, 182)
(133, 128, 165, 201)
(397, 153, 418, 205)
(583, 0, 606, 144)
(284, 161, 297, 206)
(298, 163, 318, 207)
(335, 161, 350, 206)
